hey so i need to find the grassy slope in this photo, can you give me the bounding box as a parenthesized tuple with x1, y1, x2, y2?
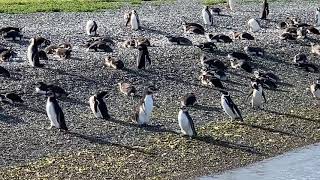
(0, 0, 164, 14)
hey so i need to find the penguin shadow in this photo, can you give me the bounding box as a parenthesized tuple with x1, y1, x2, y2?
(277, 81, 294, 88)
(251, 62, 273, 71)
(63, 97, 88, 106)
(123, 68, 151, 79)
(10, 38, 29, 46)
(43, 67, 98, 84)
(18, 104, 46, 115)
(195, 135, 265, 155)
(192, 104, 221, 112)
(224, 79, 247, 87)
(0, 113, 24, 125)
(141, 26, 172, 36)
(67, 131, 155, 155)
(215, 14, 232, 18)
(235, 122, 305, 138)
(69, 57, 83, 61)
(262, 109, 320, 124)
(262, 54, 290, 65)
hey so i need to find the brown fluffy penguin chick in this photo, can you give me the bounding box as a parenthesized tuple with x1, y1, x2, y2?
(55, 48, 72, 59)
(118, 82, 136, 96)
(311, 43, 320, 56)
(104, 56, 124, 70)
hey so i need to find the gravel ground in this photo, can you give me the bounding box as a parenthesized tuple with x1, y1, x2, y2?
(1, 0, 320, 179)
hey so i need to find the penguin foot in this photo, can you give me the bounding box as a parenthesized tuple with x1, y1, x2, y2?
(47, 126, 53, 130)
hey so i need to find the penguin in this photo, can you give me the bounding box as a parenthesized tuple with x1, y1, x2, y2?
(45, 45, 59, 54)
(0, 66, 10, 78)
(0, 27, 21, 34)
(311, 43, 320, 56)
(126, 10, 140, 30)
(27, 38, 43, 67)
(284, 27, 297, 34)
(206, 33, 232, 43)
(254, 70, 279, 83)
(247, 80, 266, 109)
(247, 18, 261, 32)
(55, 48, 72, 59)
(202, 6, 213, 26)
(195, 42, 217, 52)
(228, 52, 251, 61)
(178, 106, 197, 138)
(0, 93, 23, 104)
(86, 37, 115, 46)
(244, 46, 265, 57)
(166, 36, 193, 46)
(210, 7, 221, 15)
(199, 73, 224, 89)
(86, 20, 98, 36)
(122, 39, 137, 48)
(132, 86, 158, 126)
(293, 53, 308, 64)
(35, 82, 68, 98)
(260, 0, 269, 20)
(0, 48, 17, 62)
(39, 50, 49, 60)
(280, 32, 297, 40)
(87, 40, 113, 52)
(200, 54, 227, 71)
(183, 22, 205, 35)
(311, 79, 320, 98)
(89, 91, 110, 119)
(46, 91, 68, 131)
(201, 67, 228, 81)
(232, 32, 255, 40)
(104, 56, 125, 70)
(220, 91, 243, 121)
(3, 30, 23, 41)
(118, 82, 136, 97)
(297, 27, 307, 39)
(228, 0, 236, 11)
(180, 93, 197, 107)
(137, 44, 151, 69)
(135, 37, 151, 47)
(315, 8, 320, 26)
(230, 59, 253, 73)
(307, 26, 320, 35)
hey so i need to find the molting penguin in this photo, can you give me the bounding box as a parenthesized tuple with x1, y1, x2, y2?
(27, 38, 43, 67)
(316, 8, 320, 26)
(206, 33, 232, 43)
(199, 72, 224, 89)
(244, 46, 265, 57)
(137, 44, 151, 69)
(311, 79, 320, 98)
(247, 18, 261, 32)
(247, 79, 266, 109)
(0, 66, 10, 78)
(126, 10, 140, 30)
(200, 54, 227, 71)
(232, 32, 255, 40)
(89, 91, 110, 119)
(180, 93, 197, 107)
(230, 59, 253, 73)
(87, 40, 112, 52)
(55, 48, 72, 60)
(166, 36, 193, 46)
(221, 91, 243, 121)
(132, 86, 158, 126)
(178, 106, 197, 138)
(183, 22, 205, 35)
(195, 42, 217, 52)
(86, 20, 98, 36)
(104, 56, 125, 70)
(35, 82, 68, 98)
(0, 93, 23, 104)
(118, 82, 136, 97)
(202, 6, 213, 26)
(46, 91, 68, 131)
(253, 71, 278, 90)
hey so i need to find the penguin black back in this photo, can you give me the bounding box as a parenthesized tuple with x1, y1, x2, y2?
(96, 91, 110, 119)
(137, 44, 151, 69)
(48, 95, 68, 131)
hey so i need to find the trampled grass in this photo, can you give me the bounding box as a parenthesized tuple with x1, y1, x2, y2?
(0, 0, 160, 14)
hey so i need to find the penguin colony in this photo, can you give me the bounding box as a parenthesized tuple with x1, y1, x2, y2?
(1, 2, 320, 140)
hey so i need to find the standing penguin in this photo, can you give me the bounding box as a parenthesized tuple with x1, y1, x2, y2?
(260, 0, 269, 20)
(178, 106, 197, 138)
(228, 0, 236, 11)
(126, 10, 140, 30)
(202, 6, 213, 26)
(221, 91, 243, 121)
(247, 80, 267, 109)
(89, 91, 110, 119)
(311, 79, 320, 98)
(132, 86, 157, 126)
(137, 44, 151, 69)
(27, 38, 43, 67)
(86, 20, 98, 36)
(247, 18, 261, 32)
(316, 8, 320, 26)
(46, 92, 68, 131)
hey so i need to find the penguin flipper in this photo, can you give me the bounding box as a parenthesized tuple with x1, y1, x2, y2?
(55, 103, 68, 131)
(185, 112, 197, 137)
(98, 100, 110, 119)
(233, 104, 243, 121)
(246, 89, 253, 101)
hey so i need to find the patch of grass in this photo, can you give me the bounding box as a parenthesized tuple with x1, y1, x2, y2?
(0, 0, 163, 14)
(203, 0, 227, 5)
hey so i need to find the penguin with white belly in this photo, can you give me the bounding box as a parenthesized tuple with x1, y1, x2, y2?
(220, 91, 243, 121)
(247, 80, 266, 109)
(89, 91, 110, 119)
(178, 106, 197, 138)
(132, 86, 158, 126)
(202, 6, 213, 26)
(311, 79, 320, 99)
(46, 91, 68, 131)
(125, 10, 140, 30)
(27, 38, 43, 67)
(86, 20, 98, 36)
(316, 8, 320, 26)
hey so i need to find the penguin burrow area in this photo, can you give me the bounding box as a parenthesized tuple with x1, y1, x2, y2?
(1, 0, 320, 179)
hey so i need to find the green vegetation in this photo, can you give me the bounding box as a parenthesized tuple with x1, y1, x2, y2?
(0, 0, 164, 14)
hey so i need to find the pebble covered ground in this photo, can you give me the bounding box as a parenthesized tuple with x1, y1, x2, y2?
(1, 0, 320, 179)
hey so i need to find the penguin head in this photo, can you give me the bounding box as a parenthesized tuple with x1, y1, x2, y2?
(29, 38, 36, 44)
(316, 79, 320, 84)
(253, 70, 261, 78)
(96, 91, 108, 99)
(317, 8, 320, 12)
(46, 90, 56, 97)
(145, 85, 158, 94)
(36, 82, 47, 89)
(132, 10, 137, 15)
(180, 106, 188, 112)
(220, 90, 229, 96)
